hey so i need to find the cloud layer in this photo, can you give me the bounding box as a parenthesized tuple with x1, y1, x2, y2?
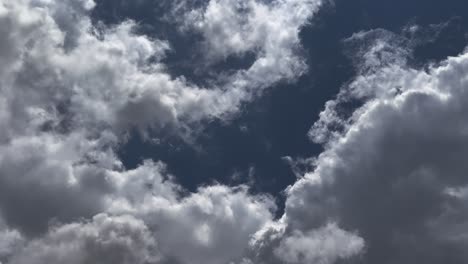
(0, 0, 362, 264)
(3, 0, 468, 264)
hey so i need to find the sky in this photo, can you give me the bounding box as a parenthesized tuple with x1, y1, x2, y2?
(1, 0, 468, 263)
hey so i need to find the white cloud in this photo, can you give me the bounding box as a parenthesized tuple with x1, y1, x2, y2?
(0, 0, 371, 264)
(185, 0, 320, 58)
(8, 214, 160, 264)
(287, 29, 468, 263)
(0, 0, 321, 143)
(274, 223, 364, 264)
(0, 131, 117, 236)
(184, 0, 321, 89)
(0, 225, 24, 263)
(0, 155, 278, 264)
(106, 162, 277, 264)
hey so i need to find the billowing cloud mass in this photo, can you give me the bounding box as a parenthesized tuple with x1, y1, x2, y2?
(183, 0, 321, 83)
(0, 0, 320, 139)
(2, 0, 468, 263)
(8, 214, 160, 264)
(283, 29, 468, 263)
(0, 0, 362, 263)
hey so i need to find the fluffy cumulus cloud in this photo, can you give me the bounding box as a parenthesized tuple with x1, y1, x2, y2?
(274, 223, 364, 264)
(283, 29, 468, 263)
(7, 214, 160, 264)
(106, 162, 277, 264)
(0, 132, 113, 236)
(0, 0, 322, 138)
(183, 0, 321, 85)
(0, 0, 365, 263)
(9, 0, 468, 263)
(0, 157, 277, 264)
(0, 224, 23, 263)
